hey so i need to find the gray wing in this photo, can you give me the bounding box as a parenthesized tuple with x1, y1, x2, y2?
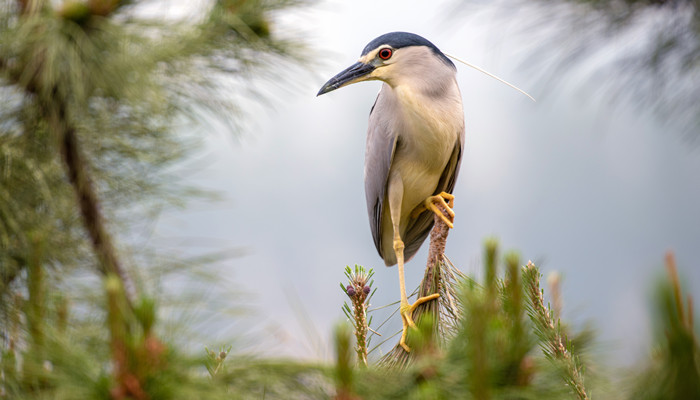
(402, 125, 465, 263)
(364, 85, 398, 259)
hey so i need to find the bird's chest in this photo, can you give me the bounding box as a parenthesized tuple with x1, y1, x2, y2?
(394, 89, 459, 172)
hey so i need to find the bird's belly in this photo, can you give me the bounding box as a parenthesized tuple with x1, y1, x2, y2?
(392, 154, 444, 227)
(395, 115, 457, 201)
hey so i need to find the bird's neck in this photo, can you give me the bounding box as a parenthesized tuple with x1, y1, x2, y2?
(391, 81, 463, 131)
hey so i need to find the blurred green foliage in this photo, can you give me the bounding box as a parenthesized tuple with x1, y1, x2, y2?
(333, 243, 698, 400)
(0, 0, 313, 397)
(0, 0, 698, 398)
(0, 0, 309, 295)
(3, 231, 698, 398)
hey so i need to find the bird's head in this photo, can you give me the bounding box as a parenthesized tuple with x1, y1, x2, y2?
(317, 32, 455, 96)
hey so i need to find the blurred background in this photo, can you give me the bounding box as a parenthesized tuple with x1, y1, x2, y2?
(146, 0, 700, 365)
(2, 0, 698, 372)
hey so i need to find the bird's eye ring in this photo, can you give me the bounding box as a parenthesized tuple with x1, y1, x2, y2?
(378, 48, 392, 60)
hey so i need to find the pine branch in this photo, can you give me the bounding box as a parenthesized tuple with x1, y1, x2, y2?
(40, 91, 135, 304)
(333, 323, 361, 400)
(523, 261, 590, 400)
(342, 265, 374, 366)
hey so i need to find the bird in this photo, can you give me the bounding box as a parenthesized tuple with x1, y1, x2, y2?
(317, 32, 465, 352)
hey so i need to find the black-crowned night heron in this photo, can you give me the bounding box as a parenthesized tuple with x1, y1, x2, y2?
(318, 32, 465, 352)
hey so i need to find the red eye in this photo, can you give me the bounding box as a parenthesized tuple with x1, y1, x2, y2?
(378, 48, 392, 60)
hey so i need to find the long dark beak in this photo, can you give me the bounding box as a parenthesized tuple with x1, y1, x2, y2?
(317, 62, 375, 96)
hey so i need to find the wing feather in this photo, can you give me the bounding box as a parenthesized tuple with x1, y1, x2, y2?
(365, 85, 398, 259)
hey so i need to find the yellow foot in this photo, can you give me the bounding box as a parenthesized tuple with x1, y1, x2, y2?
(398, 293, 440, 352)
(410, 192, 455, 228)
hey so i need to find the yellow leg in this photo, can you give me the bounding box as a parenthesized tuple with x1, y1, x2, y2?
(394, 237, 440, 352)
(410, 191, 455, 228)
(388, 174, 442, 352)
